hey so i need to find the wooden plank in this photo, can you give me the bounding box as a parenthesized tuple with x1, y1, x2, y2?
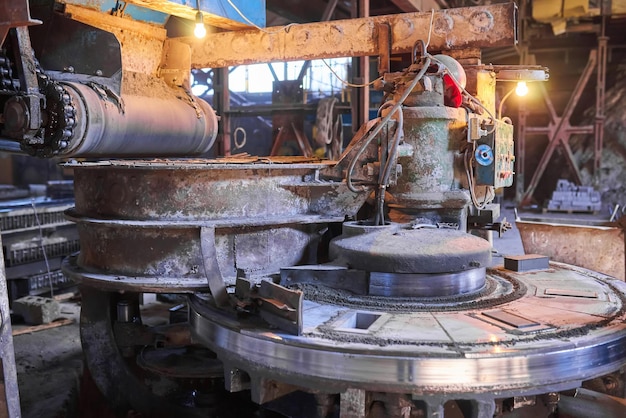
(12, 318, 74, 336)
(53, 291, 79, 302)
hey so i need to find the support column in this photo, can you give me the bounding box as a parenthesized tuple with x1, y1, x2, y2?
(515, 45, 530, 204)
(214, 67, 231, 156)
(594, 35, 608, 180)
(351, 0, 370, 133)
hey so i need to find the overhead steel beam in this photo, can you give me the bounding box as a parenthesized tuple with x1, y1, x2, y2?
(59, 0, 265, 29)
(189, 2, 518, 68)
(296, 0, 340, 81)
(0, 0, 41, 46)
(594, 36, 607, 176)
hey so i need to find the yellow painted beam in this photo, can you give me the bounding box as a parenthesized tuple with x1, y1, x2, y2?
(189, 3, 517, 68)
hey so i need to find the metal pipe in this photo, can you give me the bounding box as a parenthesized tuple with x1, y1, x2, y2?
(0, 139, 23, 153)
(62, 82, 218, 158)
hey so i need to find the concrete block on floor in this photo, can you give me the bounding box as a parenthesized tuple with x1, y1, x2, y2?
(13, 296, 61, 325)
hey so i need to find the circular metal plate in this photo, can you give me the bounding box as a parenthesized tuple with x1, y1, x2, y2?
(330, 222, 492, 274)
(189, 263, 626, 396)
(369, 268, 486, 297)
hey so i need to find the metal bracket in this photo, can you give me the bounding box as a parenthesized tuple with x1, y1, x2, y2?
(376, 22, 391, 75)
(281, 264, 369, 295)
(200, 226, 229, 308)
(0, 0, 41, 46)
(256, 280, 303, 335)
(233, 278, 303, 335)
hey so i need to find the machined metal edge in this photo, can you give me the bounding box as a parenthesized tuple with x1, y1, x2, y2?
(369, 268, 486, 297)
(65, 208, 343, 228)
(189, 297, 626, 396)
(63, 160, 334, 170)
(62, 256, 210, 293)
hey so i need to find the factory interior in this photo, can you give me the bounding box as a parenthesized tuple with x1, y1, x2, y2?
(1, 0, 626, 417)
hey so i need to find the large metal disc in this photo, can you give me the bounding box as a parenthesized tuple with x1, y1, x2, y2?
(190, 263, 626, 397)
(329, 221, 492, 274)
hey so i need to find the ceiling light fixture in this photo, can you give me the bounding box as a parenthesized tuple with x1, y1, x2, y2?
(194, 12, 206, 38)
(194, 1, 206, 39)
(498, 81, 530, 119)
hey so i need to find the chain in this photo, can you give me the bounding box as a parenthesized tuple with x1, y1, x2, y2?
(0, 52, 20, 92)
(20, 67, 77, 157)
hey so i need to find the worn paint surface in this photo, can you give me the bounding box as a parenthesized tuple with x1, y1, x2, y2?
(61, 4, 165, 81)
(388, 106, 469, 222)
(60, 0, 262, 29)
(66, 159, 372, 291)
(517, 220, 625, 280)
(189, 3, 518, 68)
(70, 161, 366, 220)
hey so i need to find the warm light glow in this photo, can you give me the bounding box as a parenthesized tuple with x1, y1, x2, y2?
(194, 12, 206, 38)
(515, 81, 529, 97)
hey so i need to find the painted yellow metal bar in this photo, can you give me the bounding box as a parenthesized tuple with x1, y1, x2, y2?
(189, 3, 518, 68)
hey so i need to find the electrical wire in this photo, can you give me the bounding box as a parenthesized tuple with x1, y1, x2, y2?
(373, 104, 403, 225)
(321, 59, 383, 88)
(225, 3, 495, 213)
(224, 0, 380, 89)
(31, 199, 54, 297)
(226, 0, 299, 34)
(424, 9, 435, 50)
(345, 56, 432, 193)
(463, 146, 494, 210)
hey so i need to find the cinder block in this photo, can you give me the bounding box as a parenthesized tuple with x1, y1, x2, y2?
(13, 295, 61, 325)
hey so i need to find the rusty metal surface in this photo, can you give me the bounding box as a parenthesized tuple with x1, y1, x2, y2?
(387, 106, 471, 224)
(189, 3, 518, 68)
(59, 4, 169, 96)
(66, 159, 373, 292)
(66, 221, 323, 291)
(0, 0, 41, 46)
(256, 280, 303, 335)
(68, 160, 366, 220)
(517, 220, 625, 280)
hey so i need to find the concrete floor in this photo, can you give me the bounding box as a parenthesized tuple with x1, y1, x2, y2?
(9, 208, 528, 418)
(12, 300, 82, 418)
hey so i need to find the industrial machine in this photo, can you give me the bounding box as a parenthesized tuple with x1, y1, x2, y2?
(1, 1, 626, 417)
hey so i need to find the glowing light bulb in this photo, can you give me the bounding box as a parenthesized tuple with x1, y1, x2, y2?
(194, 12, 206, 38)
(515, 81, 528, 97)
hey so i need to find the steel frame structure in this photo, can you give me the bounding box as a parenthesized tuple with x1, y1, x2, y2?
(516, 34, 608, 206)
